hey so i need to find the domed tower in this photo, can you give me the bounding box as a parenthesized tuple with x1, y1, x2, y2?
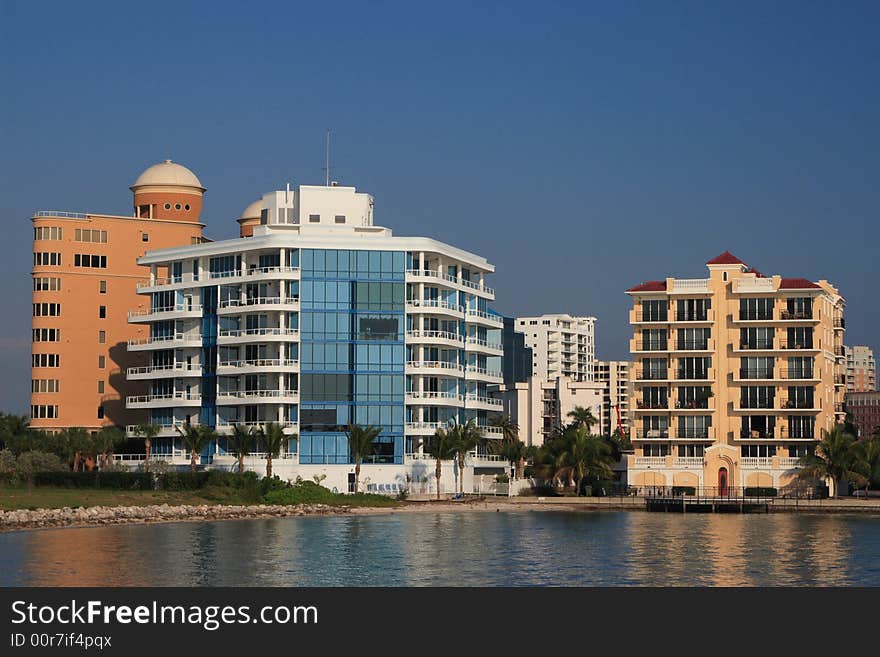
(130, 159, 206, 221)
(237, 199, 263, 237)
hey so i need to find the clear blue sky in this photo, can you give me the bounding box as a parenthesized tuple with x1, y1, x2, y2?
(1, 0, 878, 413)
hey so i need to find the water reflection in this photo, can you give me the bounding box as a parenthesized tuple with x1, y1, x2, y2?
(1, 512, 879, 587)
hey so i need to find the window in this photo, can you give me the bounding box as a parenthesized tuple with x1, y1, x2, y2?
(33, 303, 61, 317)
(33, 277, 61, 291)
(184, 204, 190, 211)
(97, 406, 104, 419)
(335, 215, 346, 224)
(33, 252, 61, 266)
(175, 203, 181, 210)
(309, 214, 320, 223)
(74, 228, 107, 243)
(740, 298, 773, 321)
(164, 203, 171, 210)
(677, 298, 710, 321)
(32, 353, 60, 368)
(31, 379, 59, 393)
(142, 233, 149, 242)
(32, 328, 60, 342)
(74, 254, 107, 268)
(98, 306, 106, 319)
(98, 330, 106, 343)
(30, 405, 59, 419)
(97, 381, 104, 394)
(98, 356, 105, 369)
(99, 280, 107, 294)
(34, 226, 63, 240)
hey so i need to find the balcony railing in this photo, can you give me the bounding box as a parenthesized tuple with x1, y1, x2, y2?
(737, 311, 774, 321)
(466, 336, 503, 350)
(780, 310, 813, 320)
(218, 328, 299, 338)
(833, 318, 845, 329)
(636, 370, 669, 381)
(778, 369, 815, 380)
(738, 368, 775, 380)
(675, 427, 713, 439)
(631, 310, 669, 323)
(218, 296, 299, 309)
(833, 345, 845, 356)
(738, 400, 775, 410)
(634, 341, 669, 351)
(406, 330, 463, 343)
(674, 399, 712, 410)
(675, 311, 711, 322)
(779, 399, 817, 410)
(674, 340, 713, 351)
(218, 359, 298, 369)
(405, 360, 464, 372)
(738, 340, 775, 350)
(778, 341, 816, 350)
(636, 399, 669, 409)
(675, 369, 712, 380)
(634, 429, 670, 439)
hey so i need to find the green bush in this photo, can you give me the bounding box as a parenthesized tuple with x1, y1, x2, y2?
(259, 475, 289, 495)
(156, 471, 211, 490)
(30, 471, 153, 489)
(265, 481, 337, 505)
(744, 487, 778, 497)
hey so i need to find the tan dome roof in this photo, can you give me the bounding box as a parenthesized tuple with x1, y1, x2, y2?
(239, 199, 263, 221)
(131, 159, 205, 191)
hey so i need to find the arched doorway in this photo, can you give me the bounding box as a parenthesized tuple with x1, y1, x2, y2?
(718, 467, 729, 497)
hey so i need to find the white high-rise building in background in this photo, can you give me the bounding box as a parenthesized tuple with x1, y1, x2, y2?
(516, 314, 596, 382)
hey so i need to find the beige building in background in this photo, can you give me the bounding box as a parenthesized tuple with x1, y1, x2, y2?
(594, 360, 633, 438)
(625, 251, 846, 493)
(516, 314, 596, 382)
(845, 345, 876, 392)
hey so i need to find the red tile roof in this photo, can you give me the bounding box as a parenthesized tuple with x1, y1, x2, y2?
(626, 280, 667, 293)
(779, 277, 820, 289)
(706, 251, 746, 266)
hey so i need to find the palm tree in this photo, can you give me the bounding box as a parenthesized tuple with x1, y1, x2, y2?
(555, 426, 614, 496)
(489, 414, 519, 445)
(177, 423, 213, 473)
(502, 439, 529, 479)
(423, 427, 457, 500)
(62, 427, 90, 472)
(132, 423, 159, 471)
(257, 422, 286, 479)
(797, 425, 864, 498)
(228, 424, 255, 474)
(567, 405, 599, 433)
(94, 426, 123, 469)
(854, 437, 880, 495)
(449, 418, 483, 494)
(345, 424, 383, 494)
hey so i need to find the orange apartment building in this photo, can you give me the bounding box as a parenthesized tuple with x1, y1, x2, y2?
(30, 161, 207, 432)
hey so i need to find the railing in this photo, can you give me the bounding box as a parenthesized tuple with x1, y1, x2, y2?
(674, 457, 704, 467)
(405, 360, 463, 372)
(675, 369, 712, 380)
(675, 428, 714, 439)
(737, 368, 775, 380)
(777, 457, 803, 468)
(35, 210, 87, 219)
(127, 363, 201, 376)
(127, 333, 199, 347)
(406, 299, 462, 313)
(737, 311, 774, 321)
(778, 369, 815, 380)
(245, 266, 299, 277)
(780, 310, 814, 320)
(634, 341, 669, 351)
(218, 328, 299, 338)
(217, 389, 299, 399)
(219, 296, 299, 308)
(465, 309, 503, 324)
(406, 330, 463, 343)
(833, 317, 845, 329)
(405, 269, 495, 295)
(734, 278, 775, 293)
(215, 421, 298, 432)
(738, 340, 775, 350)
(738, 400, 775, 410)
(675, 311, 711, 322)
(129, 304, 202, 318)
(465, 395, 503, 407)
(779, 399, 817, 410)
(633, 456, 668, 466)
(636, 399, 668, 409)
(465, 337, 503, 350)
(404, 422, 443, 433)
(674, 340, 713, 351)
(218, 359, 298, 368)
(631, 310, 669, 323)
(673, 399, 712, 410)
(670, 278, 710, 292)
(778, 341, 816, 350)
(833, 345, 845, 356)
(636, 370, 669, 381)
(834, 375, 846, 385)
(406, 391, 463, 402)
(126, 392, 201, 404)
(633, 429, 670, 439)
(465, 366, 502, 378)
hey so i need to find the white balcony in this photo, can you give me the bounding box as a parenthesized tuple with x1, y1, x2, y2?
(217, 327, 299, 344)
(128, 304, 203, 322)
(405, 299, 464, 317)
(127, 363, 202, 380)
(215, 420, 299, 435)
(127, 333, 202, 351)
(740, 457, 774, 469)
(465, 336, 503, 355)
(216, 389, 299, 405)
(217, 359, 299, 374)
(405, 391, 463, 406)
(464, 394, 503, 409)
(218, 296, 300, 314)
(733, 278, 775, 294)
(632, 456, 668, 466)
(465, 308, 503, 327)
(405, 269, 495, 297)
(126, 392, 202, 408)
(125, 424, 183, 438)
(464, 366, 503, 382)
(405, 330, 464, 347)
(405, 361, 464, 376)
(669, 278, 710, 294)
(404, 421, 444, 435)
(243, 265, 300, 281)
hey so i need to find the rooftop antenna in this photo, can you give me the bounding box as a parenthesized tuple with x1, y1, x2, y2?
(324, 128, 331, 187)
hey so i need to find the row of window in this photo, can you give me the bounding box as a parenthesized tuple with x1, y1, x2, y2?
(33, 328, 60, 342)
(32, 353, 60, 367)
(33, 277, 61, 291)
(74, 254, 107, 268)
(75, 228, 108, 243)
(34, 226, 63, 241)
(33, 303, 61, 317)
(30, 405, 59, 419)
(34, 252, 61, 266)
(31, 379, 59, 393)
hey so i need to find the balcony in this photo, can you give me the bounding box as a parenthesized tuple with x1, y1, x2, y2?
(833, 317, 845, 329)
(464, 365, 503, 381)
(218, 296, 300, 313)
(779, 310, 814, 321)
(636, 369, 670, 381)
(630, 309, 669, 324)
(673, 398, 714, 411)
(633, 429, 670, 440)
(405, 269, 495, 297)
(833, 345, 845, 357)
(735, 340, 776, 352)
(632, 340, 670, 353)
(778, 399, 819, 412)
(243, 265, 300, 280)
(674, 368, 714, 381)
(672, 339, 714, 352)
(632, 456, 669, 467)
(405, 299, 463, 317)
(465, 336, 503, 353)
(215, 420, 298, 435)
(128, 304, 203, 322)
(635, 399, 669, 410)
(733, 278, 775, 294)
(740, 457, 774, 469)
(674, 310, 714, 322)
(127, 363, 202, 380)
(405, 360, 464, 376)
(216, 389, 299, 404)
(465, 308, 503, 326)
(778, 341, 818, 352)
(127, 333, 202, 350)
(735, 368, 776, 381)
(126, 391, 202, 408)
(405, 330, 464, 347)
(734, 310, 775, 322)
(404, 421, 444, 435)
(464, 394, 503, 409)
(675, 427, 716, 440)
(217, 359, 298, 374)
(405, 391, 463, 406)
(669, 278, 710, 294)
(217, 327, 299, 343)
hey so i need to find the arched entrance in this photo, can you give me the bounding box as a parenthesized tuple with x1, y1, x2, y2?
(718, 467, 729, 497)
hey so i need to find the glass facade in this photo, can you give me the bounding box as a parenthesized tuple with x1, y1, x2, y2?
(298, 249, 406, 464)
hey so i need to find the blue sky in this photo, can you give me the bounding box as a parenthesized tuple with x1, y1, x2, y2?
(1, 0, 878, 412)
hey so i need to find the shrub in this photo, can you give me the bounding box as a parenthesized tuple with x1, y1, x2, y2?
(396, 488, 409, 501)
(265, 480, 337, 505)
(259, 474, 289, 496)
(156, 471, 211, 490)
(0, 449, 16, 474)
(495, 473, 510, 484)
(672, 486, 697, 496)
(31, 471, 152, 489)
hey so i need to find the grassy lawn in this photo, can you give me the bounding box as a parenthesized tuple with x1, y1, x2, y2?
(0, 485, 402, 511)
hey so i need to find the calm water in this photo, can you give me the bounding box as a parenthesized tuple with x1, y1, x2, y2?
(2, 511, 880, 586)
